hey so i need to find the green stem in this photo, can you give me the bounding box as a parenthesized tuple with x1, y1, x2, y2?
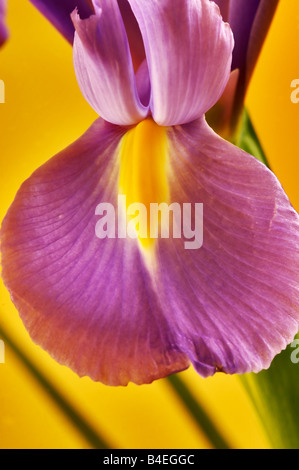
(0, 323, 111, 449)
(166, 374, 231, 449)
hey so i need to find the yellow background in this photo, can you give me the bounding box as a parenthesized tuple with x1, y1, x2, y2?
(0, 0, 297, 449)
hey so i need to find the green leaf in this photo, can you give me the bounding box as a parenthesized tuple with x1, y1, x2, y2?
(166, 374, 231, 449)
(0, 323, 111, 449)
(241, 334, 299, 449)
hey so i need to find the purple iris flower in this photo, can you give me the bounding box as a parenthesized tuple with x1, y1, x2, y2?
(0, 0, 8, 46)
(1, 0, 299, 386)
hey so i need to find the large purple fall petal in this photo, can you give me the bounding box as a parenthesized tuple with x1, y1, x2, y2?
(153, 118, 299, 376)
(128, 0, 233, 126)
(72, 0, 148, 125)
(0, 0, 8, 46)
(29, 0, 94, 44)
(0, 118, 189, 386)
(2, 116, 299, 384)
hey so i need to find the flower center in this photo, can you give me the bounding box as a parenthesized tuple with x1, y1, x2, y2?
(119, 118, 169, 249)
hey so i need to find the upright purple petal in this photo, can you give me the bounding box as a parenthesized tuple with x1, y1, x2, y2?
(214, 0, 279, 80)
(0, 0, 8, 46)
(154, 118, 299, 376)
(245, 0, 280, 85)
(1, 119, 189, 386)
(117, 0, 145, 71)
(128, 0, 234, 126)
(213, 0, 279, 133)
(29, 0, 94, 44)
(224, 0, 261, 72)
(72, 0, 148, 125)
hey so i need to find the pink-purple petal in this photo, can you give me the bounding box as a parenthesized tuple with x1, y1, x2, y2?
(127, 0, 234, 126)
(226, 0, 261, 72)
(154, 118, 299, 376)
(2, 116, 299, 383)
(1, 119, 189, 386)
(72, 0, 148, 126)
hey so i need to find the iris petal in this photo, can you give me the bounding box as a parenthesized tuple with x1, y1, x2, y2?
(72, 0, 148, 126)
(128, 0, 234, 126)
(117, 0, 145, 71)
(1, 119, 189, 386)
(28, 0, 146, 72)
(226, 0, 260, 72)
(217, 0, 279, 81)
(214, 0, 279, 79)
(3, 116, 298, 385)
(213, 0, 280, 133)
(153, 118, 299, 376)
(29, 0, 94, 44)
(0, 0, 8, 46)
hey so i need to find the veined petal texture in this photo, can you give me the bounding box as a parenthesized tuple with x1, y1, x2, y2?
(128, 0, 234, 125)
(72, 0, 148, 125)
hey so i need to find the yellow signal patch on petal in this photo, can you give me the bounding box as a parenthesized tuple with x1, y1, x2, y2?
(119, 118, 169, 250)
